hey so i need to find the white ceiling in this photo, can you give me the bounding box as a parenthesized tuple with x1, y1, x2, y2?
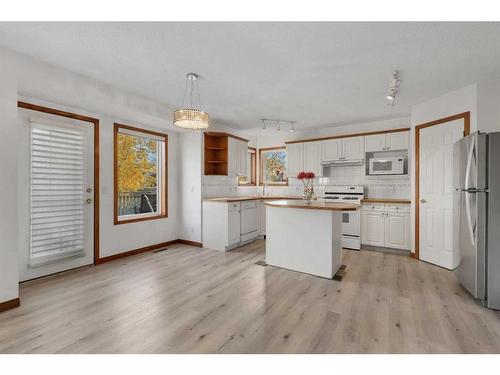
(1, 22, 500, 130)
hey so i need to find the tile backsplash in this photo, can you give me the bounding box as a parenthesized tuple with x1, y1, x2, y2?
(202, 164, 410, 199)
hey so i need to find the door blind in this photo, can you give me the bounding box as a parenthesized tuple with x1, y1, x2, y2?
(30, 121, 87, 267)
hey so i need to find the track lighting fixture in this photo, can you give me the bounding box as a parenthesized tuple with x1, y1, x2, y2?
(386, 70, 401, 107)
(261, 119, 296, 132)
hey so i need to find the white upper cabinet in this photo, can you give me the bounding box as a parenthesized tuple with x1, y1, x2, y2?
(342, 136, 365, 160)
(321, 136, 364, 161)
(303, 141, 322, 176)
(286, 143, 304, 177)
(228, 138, 248, 176)
(364, 134, 387, 152)
(386, 131, 409, 151)
(321, 139, 342, 161)
(238, 141, 248, 177)
(365, 131, 409, 152)
(227, 137, 238, 176)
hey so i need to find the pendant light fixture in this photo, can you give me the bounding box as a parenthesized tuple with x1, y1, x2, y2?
(173, 72, 210, 129)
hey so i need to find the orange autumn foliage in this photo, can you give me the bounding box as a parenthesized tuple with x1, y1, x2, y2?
(117, 133, 158, 193)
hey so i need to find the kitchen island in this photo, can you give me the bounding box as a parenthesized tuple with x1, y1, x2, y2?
(265, 200, 359, 279)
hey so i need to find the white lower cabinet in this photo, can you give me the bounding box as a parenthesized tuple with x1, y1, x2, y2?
(228, 205, 241, 246)
(203, 200, 261, 251)
(361, 210, 385, 247)
(361, 204, 410, 250)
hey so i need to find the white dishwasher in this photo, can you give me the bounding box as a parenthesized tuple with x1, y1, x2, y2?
(240, 201, 260, 242)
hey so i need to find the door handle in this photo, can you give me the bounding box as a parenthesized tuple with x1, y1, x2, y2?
(420, 199, 427, 203)
(86, 199, 92, 204)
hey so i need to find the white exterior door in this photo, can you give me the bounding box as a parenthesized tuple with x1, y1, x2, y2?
(286, 143, 304, 177)
(342, 136, 364, 159)
(419, 119, 464, 269)
(20, 114, 94, 281)
(303, 142, 322, 176)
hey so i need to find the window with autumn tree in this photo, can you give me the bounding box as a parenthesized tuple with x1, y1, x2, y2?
(259, 147, 288, 185)
(114, 123, 168, 224)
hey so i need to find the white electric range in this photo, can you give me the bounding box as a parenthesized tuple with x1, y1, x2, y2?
(322, 185, 364, 250)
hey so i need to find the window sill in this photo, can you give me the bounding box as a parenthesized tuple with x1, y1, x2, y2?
(259, 182, 289, 186)
(114, 213, 168, 225)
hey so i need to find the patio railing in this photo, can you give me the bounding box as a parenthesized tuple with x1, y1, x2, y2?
(118, 188, 157, 216)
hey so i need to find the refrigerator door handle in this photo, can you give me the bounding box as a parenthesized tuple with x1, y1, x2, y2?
(464, 139, 475, 192)
(465, 191, 476, 246)
(464, 139, 476, 246)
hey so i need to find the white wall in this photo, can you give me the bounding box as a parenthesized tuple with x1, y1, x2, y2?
(0, 47, 181, 269)
(178, 131, 203, 242)
(0, 55, 20, 303)
(477, 79, 500, 133)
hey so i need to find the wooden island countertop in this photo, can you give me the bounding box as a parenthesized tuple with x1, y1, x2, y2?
(202, 196, 299, 203)
(264, 200, 359, 211)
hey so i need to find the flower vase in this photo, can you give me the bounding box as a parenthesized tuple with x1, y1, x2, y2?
(303, 180, 315, 201)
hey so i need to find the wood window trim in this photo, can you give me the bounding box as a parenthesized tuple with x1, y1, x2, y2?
(238, 146, 257, 186)
(259, 146, 289, 186)
(17, 101, 101, 265)
(114, 123, 168, 225)
(414, 112, 470, 260)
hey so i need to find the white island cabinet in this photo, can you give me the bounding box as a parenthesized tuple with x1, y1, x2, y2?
(265, 200, 358, 279)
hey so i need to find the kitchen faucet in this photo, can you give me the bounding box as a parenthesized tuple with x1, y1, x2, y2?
(262, 183, 268, 197)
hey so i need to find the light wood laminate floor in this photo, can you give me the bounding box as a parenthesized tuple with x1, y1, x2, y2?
(1, 240, 500, 353)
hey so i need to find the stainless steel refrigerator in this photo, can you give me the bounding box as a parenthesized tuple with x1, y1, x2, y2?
(453, 131, 500, 309)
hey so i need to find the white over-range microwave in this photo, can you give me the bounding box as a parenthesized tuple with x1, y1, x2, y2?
(368, 156, 405, 175)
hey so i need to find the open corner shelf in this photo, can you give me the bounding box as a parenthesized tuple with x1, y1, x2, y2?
(204, 133, 229, 176)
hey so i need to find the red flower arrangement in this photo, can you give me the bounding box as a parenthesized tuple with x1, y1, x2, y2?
(297, 171, 315, 200)
(297, 171, 315, 180)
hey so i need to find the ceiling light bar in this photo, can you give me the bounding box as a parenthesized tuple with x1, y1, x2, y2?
(261, 118, 296, 132)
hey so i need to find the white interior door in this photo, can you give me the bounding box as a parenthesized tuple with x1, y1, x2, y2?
(419, 119, 464, 269)
(19, 113, 94, 281)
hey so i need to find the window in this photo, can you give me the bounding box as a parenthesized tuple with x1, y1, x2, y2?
(259, 147, 288, 185)
(238, 147, 257, 186)
(114, 123, 167, 224)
